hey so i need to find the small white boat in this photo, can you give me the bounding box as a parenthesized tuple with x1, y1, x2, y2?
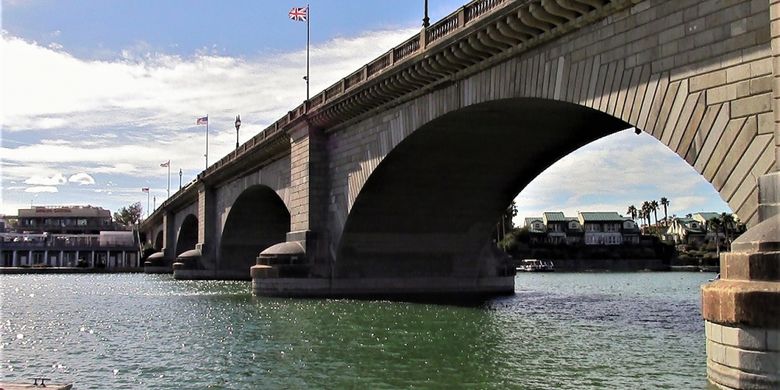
(516, 259, 555, 272)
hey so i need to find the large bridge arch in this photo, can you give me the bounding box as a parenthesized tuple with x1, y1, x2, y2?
(335, 97, 631, 277)
(218, 184, 291, 277)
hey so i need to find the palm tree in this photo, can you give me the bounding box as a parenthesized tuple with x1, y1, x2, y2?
(660, 197, 670, 226)
(721, 212, 735, 250)
(708, 217, 723, 257)
(650, 200, 659, 226)
(627, 205, 637, 223)
(641, 201, 651, 226)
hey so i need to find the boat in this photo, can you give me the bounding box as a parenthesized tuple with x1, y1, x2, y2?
(1, 377, 73, 389)
(516, 259, 555, 272)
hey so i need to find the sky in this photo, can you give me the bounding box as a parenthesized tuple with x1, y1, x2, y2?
(1, 0, 732, 226)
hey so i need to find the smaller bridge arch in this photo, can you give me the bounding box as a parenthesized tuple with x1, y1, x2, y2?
(218, 184, 291, 278)
(154, 231, 164, 251)
(175, 214, 198, 257)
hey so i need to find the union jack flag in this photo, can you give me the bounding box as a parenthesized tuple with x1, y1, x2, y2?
(141, 187, 149, 193)
(289, 7, 307, 22)
(196, 116, 208, 125)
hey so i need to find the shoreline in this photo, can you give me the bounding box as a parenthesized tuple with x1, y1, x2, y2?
(0, 267, 143, 275)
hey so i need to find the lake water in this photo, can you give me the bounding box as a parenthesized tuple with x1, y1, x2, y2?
(1, 272, 715, 389)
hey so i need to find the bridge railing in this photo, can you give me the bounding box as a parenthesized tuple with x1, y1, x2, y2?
(186, 0, 509, 201)
(465, 0, 505, 20)
(306, 0, 508, 111)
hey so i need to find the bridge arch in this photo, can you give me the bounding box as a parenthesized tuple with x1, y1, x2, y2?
(175, 214, 198, 257)
(336, 97, 633, 277)
(154, 231, 164, 251)
(218, 184, 291, 275)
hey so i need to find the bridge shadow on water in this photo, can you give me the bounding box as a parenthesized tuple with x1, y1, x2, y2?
(253, 291, 516, 308)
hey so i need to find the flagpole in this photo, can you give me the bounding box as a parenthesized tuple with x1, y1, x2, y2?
(306, 4, 310, 104)
(147, 191, 150, 218)
(167, 162, 171, 199)
(205, 115, 209, 169)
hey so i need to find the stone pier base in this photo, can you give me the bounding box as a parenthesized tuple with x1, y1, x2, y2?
(701, 214, 780, 389)
(143, 252, 171, 274)
(705, 321, 780, 389)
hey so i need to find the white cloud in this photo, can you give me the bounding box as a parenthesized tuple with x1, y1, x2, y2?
(24, 186, 58, 193)
(2, 28, 418, 133)
(24, 173, 67, 186)
(68, 172, 96, 185)
(1, 26, 419, 214)
(513, 130, 731, 224)
(669, 196, 714, 214)
(1, 27, 418, 181)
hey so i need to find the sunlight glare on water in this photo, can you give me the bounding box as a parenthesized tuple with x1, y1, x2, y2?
(1, 273, 713, 389)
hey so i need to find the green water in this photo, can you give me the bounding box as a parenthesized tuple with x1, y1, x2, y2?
(1, 273, 713, 389)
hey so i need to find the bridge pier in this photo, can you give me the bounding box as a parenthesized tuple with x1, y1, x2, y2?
(252, 238, 515, 298)
(698, 3, 780, 386)
(701, 178, 780, 389)
(173, 183, 224, 279)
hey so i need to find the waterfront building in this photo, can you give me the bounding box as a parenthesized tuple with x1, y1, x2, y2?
(13, 205, 117, 234)
(665, 217, 707, 245)
(691, 212, 722, 226)
(523, 211, 639, 245)
(0, 206, 140, 269)
(579, 212, 639, 245)
(663, 212, 740, 245)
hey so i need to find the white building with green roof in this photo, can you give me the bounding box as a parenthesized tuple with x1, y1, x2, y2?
(578, 212, 639, 245)
(523, 211, 638, 245)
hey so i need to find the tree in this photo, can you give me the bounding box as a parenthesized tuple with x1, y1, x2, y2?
(707, 217, 723, 257)
(641, 201, 651, 226)
(660, 197, 670, 226)
(495, 201, 518, 246)
(720, 212, 735, 250)
(114, 202, 143, 226)
(499, 201, 517, 239)
(627, 205, 637, 223)
(650, 200, 659, 226)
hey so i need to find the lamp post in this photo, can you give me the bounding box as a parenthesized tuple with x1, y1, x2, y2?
(423, 0, 430, 27)
(234, 115, 241, 150)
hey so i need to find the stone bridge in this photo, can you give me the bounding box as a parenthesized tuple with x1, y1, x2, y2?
(140, 0, 780, 387)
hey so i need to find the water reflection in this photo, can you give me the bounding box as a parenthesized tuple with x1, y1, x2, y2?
(1, 273, 710, 389)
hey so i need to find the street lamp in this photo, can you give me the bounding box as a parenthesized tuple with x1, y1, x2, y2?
(234, 115, 241, 150)
(423, 0, 430, 27)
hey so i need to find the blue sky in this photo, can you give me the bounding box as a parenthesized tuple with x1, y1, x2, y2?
(1, 0, 731, 224)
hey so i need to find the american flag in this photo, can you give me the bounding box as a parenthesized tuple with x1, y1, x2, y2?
(196, 116, 208, 125)
(141, 187, 149, 193)
(289, 7, 307, 22)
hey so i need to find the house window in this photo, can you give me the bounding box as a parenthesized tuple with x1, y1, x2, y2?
(77, 219, 87, 226)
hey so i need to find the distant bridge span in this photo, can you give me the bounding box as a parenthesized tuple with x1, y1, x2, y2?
(142, 1, 780, 387)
